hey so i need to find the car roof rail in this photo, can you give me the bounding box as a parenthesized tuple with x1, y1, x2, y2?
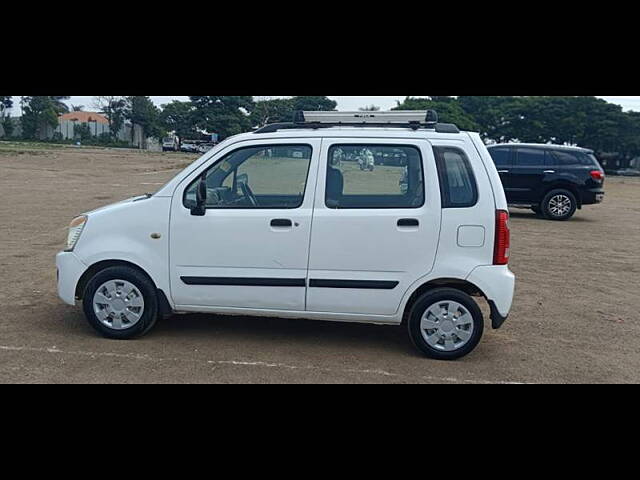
(253, 110, 460, 134)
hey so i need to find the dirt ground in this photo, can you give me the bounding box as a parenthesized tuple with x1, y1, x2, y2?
(1, 142, 639, 383)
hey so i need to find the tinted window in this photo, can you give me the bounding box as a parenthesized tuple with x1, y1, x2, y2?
(184, 145, 312, 209)
(325, 145, 424, 209)
(489, 148, 511, 167)
(434, 147, 478, 208)
(516, 148, 546, 166)
(551, 150, 596, 166)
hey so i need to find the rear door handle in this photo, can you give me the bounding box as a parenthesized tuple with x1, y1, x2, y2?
(270, 219, 292, 227)
(498, 170, 509, 174)
(398, 218, 419, 227)
(544, 170, 556, 174)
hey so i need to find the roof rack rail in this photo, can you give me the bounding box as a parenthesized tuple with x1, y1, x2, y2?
(253, 110, 460, 134)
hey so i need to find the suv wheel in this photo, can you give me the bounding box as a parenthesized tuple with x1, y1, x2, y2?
(542, 189, 577, 221)
(82, 266, 159, 339)
(407, 288, 484, 360)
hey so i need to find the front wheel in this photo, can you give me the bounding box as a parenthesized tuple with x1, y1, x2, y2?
(82, 266, 159, 339)
(542, 189, 577, 221)
(407, 288, 484, 360)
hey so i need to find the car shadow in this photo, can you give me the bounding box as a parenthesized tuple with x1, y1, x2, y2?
(508, 210, 595, 223)
(153, 312, 414, 355)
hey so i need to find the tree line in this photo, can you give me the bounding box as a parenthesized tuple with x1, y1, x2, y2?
(394, 96, 640, 159)
(2, 95, 639, 159)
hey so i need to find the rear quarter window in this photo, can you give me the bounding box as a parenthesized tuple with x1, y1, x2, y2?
(551, 150, 598, 166)
(433, 146, 478, 208)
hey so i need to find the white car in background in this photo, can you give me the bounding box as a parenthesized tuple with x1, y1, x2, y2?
(180, 142, 198, 153)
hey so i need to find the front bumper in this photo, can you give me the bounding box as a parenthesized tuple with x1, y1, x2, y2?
(56, 251, 88, 306)
(466, 265, 515, 329)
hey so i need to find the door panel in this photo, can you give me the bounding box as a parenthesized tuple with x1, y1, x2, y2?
(169, 139, 321, 310)
(306, 139, 441, 316)
(508, 148, 549, 203)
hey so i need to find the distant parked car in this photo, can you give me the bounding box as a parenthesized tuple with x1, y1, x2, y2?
(196, 143, 214, 154)
(181, 142, 198, 153)
(162, 136, 178, 152)
(618, 169, 640, 177)
(487, 144, 605, 221)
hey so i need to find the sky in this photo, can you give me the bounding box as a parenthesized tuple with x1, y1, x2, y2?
(7, 96, 640, 114)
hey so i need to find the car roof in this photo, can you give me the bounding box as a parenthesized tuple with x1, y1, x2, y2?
(227, 127, 468, 143)
(487, 143, 593, 153)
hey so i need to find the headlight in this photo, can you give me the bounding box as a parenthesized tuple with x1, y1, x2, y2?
(66, 215, 87, 251)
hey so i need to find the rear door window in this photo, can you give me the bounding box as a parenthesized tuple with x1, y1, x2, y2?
(489, 148, 511, 167)
(433, 147, 478, 208)
(515, 148, 547, 166)
(325, 145, 425, 209)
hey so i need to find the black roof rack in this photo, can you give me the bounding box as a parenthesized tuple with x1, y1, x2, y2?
(253, 110, 460, 134)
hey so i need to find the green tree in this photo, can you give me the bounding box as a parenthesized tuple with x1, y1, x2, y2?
(0, 96, 12, 115)
(93, 96, 127, 140)
(161, 100, 199, 141)
(250, 97, 295, 127)
(290, 96, 337, 112)
(0, 96, 13, 137)
(73, 122, 93, 142)
(20, 96, 69, 139)
(189, 96, 254, 139)
(126, 96, 164, 144)
(393, 96, 479, 131)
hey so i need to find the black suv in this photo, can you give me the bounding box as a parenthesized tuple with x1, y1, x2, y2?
(487, 144, 605, 221)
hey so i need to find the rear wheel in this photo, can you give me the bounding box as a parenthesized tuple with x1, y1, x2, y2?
(542, 189, 577, 221)
(407, 288, 484, 360)
(82, 266, 159, 339)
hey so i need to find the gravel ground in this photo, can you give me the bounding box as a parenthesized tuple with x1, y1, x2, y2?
(1, 143, 639, 383)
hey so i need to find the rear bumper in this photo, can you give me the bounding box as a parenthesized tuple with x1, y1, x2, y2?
(466, 265, 515, 329)
(581, 188, 605, 205)
(56, 251, 88, 306)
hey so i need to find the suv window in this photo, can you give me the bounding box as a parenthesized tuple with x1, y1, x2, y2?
(551, 150, 596, 166)
(489, 147, 511, 167)
(325, 145, 424, 209)
(433, 147, 478, 208)
(184, 144, 312, 209)
(515, 148, 547, 166)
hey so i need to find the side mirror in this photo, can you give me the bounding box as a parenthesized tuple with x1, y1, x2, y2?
(191, 174, 207, 216)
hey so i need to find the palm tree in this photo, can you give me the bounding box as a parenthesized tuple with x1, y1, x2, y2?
(51, 96, 70, 114)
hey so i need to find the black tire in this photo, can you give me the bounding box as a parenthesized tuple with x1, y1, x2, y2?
(541, 189, 577, 221)
(407, 288, 484, 360)
(82, 266, 159, 339)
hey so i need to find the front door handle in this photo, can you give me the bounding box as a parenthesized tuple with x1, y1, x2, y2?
(270, 219, 292, 228)
(398, 218, 419, 227)
(498, 170, 509, 174)
(543, 170, 556, 174)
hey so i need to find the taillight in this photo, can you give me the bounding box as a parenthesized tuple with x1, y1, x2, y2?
(493, 210, 510, 265)
(590, 170, 605, 181)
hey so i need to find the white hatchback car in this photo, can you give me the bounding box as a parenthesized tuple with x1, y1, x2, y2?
(56, 111, 515, 360)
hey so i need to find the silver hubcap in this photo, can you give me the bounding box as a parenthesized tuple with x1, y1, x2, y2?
(549, 195, 572, 217)
(420, 300, 474, 352)
(93, 280, 145, 330)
